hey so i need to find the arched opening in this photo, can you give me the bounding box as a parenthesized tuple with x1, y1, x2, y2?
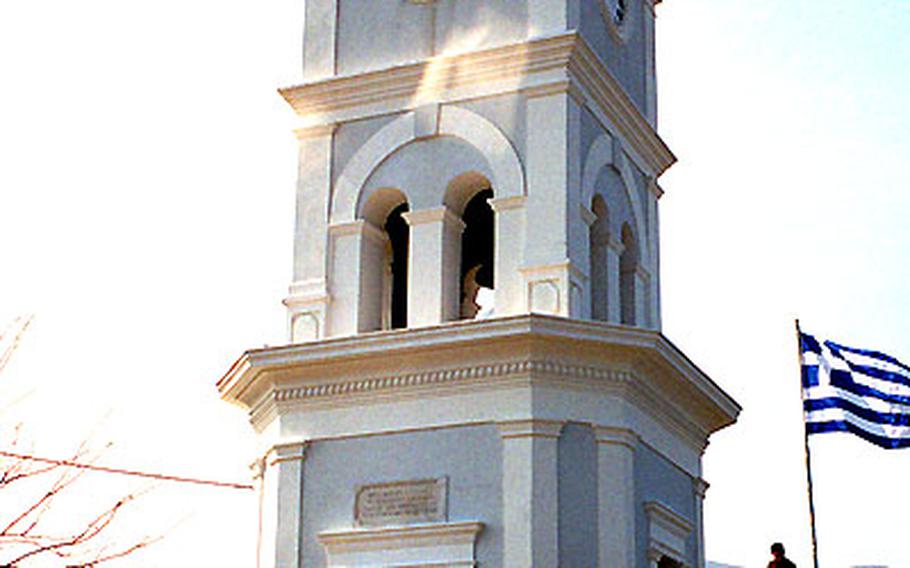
(358, 188, 409, 332)
(384, 203, 409, 329)
(620, 223, 638, 326)
(459, 188, 494, 319)
(589, 195, 610, 322)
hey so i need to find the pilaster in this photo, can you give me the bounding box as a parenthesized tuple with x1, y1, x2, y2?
(260, 442, 307, 568)
(497, 419, 565, 568)
(287, 124, 335, 342)
(594, 426, 638, 568)
(693, 478, 710, 568)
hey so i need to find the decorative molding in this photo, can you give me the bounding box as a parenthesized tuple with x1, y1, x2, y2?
(219, 314, 741, 453)
(522, 80, 572, 100)
(645, 501, 693, 566)
(402, 206, 464, 229)
(332, 105, 525, 225)
(693, 477, 710, 499)
(293, 123, 337, 140)
(579, 203, 597, 227)
(488, 195, 526, 212)
(273, 360, 631, 404)
(497, 419, 565, 439)
(269, 441, 307, 466)
(318, 521, 483, 568)
(568, 37, 675, 176)
(279, 32, 674, 176)
(594, 425, 639, 449)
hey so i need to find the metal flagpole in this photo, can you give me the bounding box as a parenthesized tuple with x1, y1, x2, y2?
(795, 319, 820, 568)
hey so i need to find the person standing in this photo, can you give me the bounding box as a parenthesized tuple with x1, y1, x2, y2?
(768, 542, 797, 568)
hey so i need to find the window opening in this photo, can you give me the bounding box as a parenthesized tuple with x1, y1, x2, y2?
(460, 188, 494, 319)
(589, 195, 610, 322)
(657, 556, 682, 568)
(384, 203, 409, 329)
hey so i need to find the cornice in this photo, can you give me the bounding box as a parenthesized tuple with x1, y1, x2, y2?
(318, 520, 484, 549)
(567, 38, 674, 175)
(497, 419, 566, 439)
(278, 32, 675, 176)
(219, 315, 740, 440)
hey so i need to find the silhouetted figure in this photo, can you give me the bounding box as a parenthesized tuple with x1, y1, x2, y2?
(768, 542, 796, 568)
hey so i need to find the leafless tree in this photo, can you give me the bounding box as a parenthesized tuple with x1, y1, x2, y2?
(0, 316, 158, 567)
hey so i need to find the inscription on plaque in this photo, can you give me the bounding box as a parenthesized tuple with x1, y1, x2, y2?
(354, 477, 447, 527)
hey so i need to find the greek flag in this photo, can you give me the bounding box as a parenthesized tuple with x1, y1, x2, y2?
(799, 330, 910, 449)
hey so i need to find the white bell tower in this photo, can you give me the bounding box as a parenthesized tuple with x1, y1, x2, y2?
(219, 1, 740, 567)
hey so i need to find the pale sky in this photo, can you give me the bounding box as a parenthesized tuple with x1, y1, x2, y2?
(1, 1, 908, 567)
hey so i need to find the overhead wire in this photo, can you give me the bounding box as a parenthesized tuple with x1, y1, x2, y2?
(0, 450, 253, 490)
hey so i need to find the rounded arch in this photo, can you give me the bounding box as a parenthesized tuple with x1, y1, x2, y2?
(360, 187, 408, 227)
(444, 171, 492, 216)
(331, 106, 525, 224)
(581, 133, 649, 265)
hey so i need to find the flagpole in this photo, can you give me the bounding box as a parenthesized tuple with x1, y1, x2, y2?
(795, 319, 820, 568)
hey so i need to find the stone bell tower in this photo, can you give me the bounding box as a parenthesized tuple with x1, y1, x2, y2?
(219, 1, 740, 567)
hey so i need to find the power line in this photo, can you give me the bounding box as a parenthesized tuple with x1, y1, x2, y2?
(0, 450, 253, 490)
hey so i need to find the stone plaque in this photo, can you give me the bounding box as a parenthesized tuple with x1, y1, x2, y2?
(354, 477, 447, 527)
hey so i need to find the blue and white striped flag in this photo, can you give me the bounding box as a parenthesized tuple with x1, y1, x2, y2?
(799, 331, 910, 449)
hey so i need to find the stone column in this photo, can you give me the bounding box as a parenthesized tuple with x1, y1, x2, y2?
(260, 442, 307, 568)
(635, 266, 650, 328)
(325, 221, 388, 338)
(403, 207, 465, 327)
(694, 478, 710, 568)
(497, 420, 564, 568)
(606, 237, 624, 324)
(594, 426, 638, 568)
(489, 196, 526, 317)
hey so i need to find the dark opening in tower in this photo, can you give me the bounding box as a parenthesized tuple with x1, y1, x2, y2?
(384, 203, 409, 329)
(589, 195, 610, 322)
(460, 188, 494, 319)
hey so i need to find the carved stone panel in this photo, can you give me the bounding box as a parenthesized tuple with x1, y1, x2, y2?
(355, 477, 447, 527)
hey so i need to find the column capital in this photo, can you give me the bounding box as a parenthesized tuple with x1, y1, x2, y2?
(579, 204, 598, 228)
(594, 425, 639, 449)
(488, 195, 527, 213)
(294, 123, 337, 140)
(402, 206, 465, 232)
(269, 441, 308, 466)
(607, 235, 625, 255)
(497, 419, 565, 439)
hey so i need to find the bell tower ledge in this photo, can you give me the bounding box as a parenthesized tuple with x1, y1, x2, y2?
(219, 313, 739, 479)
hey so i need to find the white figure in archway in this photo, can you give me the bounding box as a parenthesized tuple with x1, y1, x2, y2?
(461, 265, 494, 319)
